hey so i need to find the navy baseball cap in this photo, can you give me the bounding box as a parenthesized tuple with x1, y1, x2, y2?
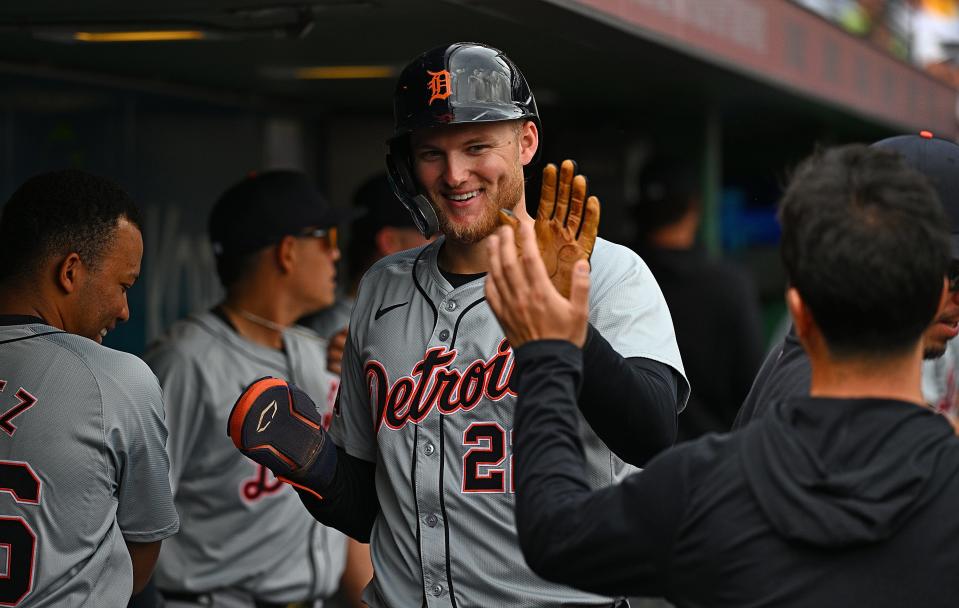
(209, 170, 354, 258)
(872, 131, 959, 256)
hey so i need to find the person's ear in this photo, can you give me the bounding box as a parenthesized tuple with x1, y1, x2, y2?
(275, 236, 297, 274)
(518, 120, 539, 166)
(57, 253, 85, 294)
(786, 287, 807, 332)
(375, 227, 400, 257)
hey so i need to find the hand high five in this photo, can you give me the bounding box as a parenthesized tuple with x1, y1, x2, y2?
(485, 220, 591, 349)
(498, 159, 600, 298)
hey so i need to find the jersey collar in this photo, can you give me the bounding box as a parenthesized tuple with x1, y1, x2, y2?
(0, 314, 47, 327)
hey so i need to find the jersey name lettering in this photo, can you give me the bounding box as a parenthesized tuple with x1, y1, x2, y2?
(0, 382, 38, 437)
(369, 339, 515, 432)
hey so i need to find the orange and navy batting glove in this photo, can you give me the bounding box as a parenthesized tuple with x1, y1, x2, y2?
(228, 376, 336, 499)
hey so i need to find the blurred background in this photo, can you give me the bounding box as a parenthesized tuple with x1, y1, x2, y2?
(0, 0, 955, 354)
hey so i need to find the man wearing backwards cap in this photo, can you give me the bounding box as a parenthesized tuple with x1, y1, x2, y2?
(733, 131, 959, 429)
(145, 170, 368, 608)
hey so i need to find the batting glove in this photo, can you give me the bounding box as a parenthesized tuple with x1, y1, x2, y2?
(228, 376, 336, 498)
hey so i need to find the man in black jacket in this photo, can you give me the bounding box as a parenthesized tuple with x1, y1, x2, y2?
(733, 132, 959, 429)
(484, 143, 959, 607)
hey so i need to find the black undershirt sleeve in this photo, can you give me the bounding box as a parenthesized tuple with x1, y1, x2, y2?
(295, 446, 379, 543)
(513, 340, 687, 597)
(572, 324, 679, 465)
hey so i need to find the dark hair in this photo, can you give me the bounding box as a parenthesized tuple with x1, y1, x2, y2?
(634, 155, 700, 239)
(0, 169, 142, 283)
(779, 144, 950, 357)
(215, 250, 260, 289)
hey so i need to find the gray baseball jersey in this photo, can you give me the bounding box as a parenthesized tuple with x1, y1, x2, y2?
(329, 238, 688, 608)
(145, 311, 347, 602)
(303, 297, 353, 340)
(0, 319, 179, 607)
(922, 339, 959, 416)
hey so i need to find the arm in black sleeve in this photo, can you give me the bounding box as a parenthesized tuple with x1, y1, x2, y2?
(294, 445, 379, 542)
(726, 273, 766, 423)
(732, 326, 811, 430)
(575, 324, 679, 465)
(513, 340, 687, 598)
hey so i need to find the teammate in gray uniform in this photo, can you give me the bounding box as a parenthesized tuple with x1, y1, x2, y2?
(301, 173, 432, 374)
(230, 44, 688, 608)
(0, 170, 179, 606)
(146, 171, 366, 607)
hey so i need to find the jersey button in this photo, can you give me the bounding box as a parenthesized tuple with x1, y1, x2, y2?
(430, 584, 443, 596)
(425, 513, 438, 527)
(424, 443, 435, 456)
(438, 329, 450, 341)
(445, 300, 457, 312)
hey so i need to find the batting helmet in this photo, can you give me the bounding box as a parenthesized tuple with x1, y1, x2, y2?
(872, 131, 959, 256)
(385, 42, 541, 237)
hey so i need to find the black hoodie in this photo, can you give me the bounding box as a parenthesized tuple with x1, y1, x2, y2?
(514, 341, 959, 608)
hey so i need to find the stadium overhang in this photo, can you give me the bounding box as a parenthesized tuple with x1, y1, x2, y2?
(0, 1, 951, 139)
(548, 0, 957, 137)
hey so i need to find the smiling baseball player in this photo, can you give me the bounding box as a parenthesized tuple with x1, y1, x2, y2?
(229, 43, 688, 608)
(0, 170, 178, 606)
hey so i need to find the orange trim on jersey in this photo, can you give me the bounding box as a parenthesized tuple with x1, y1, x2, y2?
(228, 377, 288, 449)
(278, 475, 325, 501)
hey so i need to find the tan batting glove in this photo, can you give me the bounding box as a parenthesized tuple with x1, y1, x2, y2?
(498, 159, 600, 298)
(485, 222, 592, 348)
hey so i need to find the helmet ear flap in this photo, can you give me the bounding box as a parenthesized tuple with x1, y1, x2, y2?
(386, 138, 440, 238)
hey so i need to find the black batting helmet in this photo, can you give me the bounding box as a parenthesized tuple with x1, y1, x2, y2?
(385, 42, 540, 237)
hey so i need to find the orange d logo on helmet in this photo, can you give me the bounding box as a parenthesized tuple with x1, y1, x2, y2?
(427, 70, 452, 105)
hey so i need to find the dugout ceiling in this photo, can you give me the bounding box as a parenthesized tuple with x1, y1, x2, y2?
(1, 0, 952, 349)
(0, 0, 952, 139)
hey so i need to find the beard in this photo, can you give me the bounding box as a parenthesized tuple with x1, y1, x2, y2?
(923, 341, 947, 360)
(433, 167, 525, 244)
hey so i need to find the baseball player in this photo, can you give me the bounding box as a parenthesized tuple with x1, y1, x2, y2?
(230, 43, 688, 607)
(341, 173, 434, 292)
(302, 173, 432, 374)
(733, 132, 959, 429)
(145, 171, 365, 607)
(498, 144, 959, 607)
(0, 170, 179, 606)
